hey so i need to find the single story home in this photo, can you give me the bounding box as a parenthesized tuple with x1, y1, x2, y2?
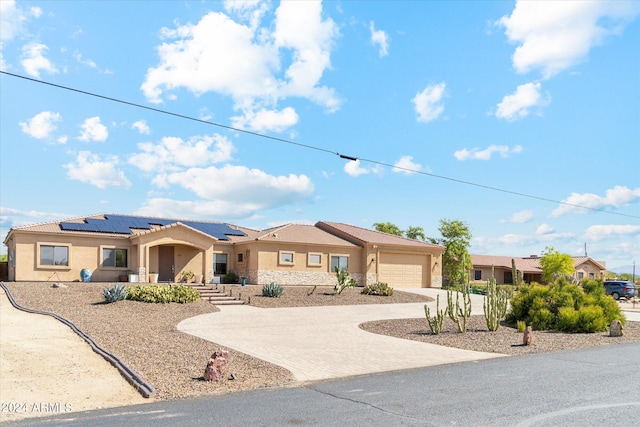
(3, 214, 444, 288)
(470, 254, 606, 285)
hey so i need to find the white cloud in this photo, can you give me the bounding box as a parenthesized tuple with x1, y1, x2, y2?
(392, 156, 421, 175)
(344, 159, 369, 177)
(500, 210, 534, 224)
(78, 117, 108, 142)
(156, 164, 313, 210)
(231, 106, 299, 132)
(454, 144, 523, 161)
(495, 82, 549, 121)
(498, 1, 640, 79)
(19, 111, 61, 139)
(369, 21, 389, 57)
(141, 2, 340, 132)
(0, 207, 70, 226)
(129, 134, 234, 173)
(551, 186, 640, 217)
(498, 230, 574, 246)
(585, 224, 640, 242)
(536, 223, 554, 235)
(65, 152, 131, 189)
(132, 120, 150, 135)
(412, 82, 446, 123)
(20, 42, 58, 78)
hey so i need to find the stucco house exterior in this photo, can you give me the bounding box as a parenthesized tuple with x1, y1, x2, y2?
(470, 254, 606, 285)
(3, 214, 444, 288)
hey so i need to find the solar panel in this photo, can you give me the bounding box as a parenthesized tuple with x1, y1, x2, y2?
(60, 215, 246, 239)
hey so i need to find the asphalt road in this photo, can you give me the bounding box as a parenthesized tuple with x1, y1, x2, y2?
(5, 342, 639, 427)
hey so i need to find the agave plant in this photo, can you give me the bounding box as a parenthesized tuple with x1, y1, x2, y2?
(103, 284, 126, 303)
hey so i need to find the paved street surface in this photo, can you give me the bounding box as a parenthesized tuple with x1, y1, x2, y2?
(6, 343, 639, 427)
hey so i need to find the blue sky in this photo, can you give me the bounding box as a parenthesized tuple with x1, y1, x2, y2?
(1, 0, 639, 270)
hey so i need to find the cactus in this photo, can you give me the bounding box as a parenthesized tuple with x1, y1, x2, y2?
(103, 284, 126, 303)
(424, 295, 446, 335)
(483, 266, 509, 331)
(511, 258, 523, 288)
(447, 286, 472, 333)
(334, 267, 357, 295)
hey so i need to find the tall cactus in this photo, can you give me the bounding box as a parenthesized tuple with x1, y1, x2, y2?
(484, 266, 509, 331)
(424, 295, 446, 335)
(447, 286, 472, 333)
(511, 258, 523, 288)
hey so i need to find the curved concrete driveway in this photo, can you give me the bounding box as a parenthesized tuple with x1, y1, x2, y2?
(177, 289, 504, 382)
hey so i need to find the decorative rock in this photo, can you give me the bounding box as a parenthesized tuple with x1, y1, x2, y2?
(523, 326, 533, 346)
(52, 283, 67, 288)
(203, 349, 229, 381)
(609, 320, 624, 337)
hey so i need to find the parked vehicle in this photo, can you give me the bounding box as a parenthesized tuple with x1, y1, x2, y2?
(603, 280, 638, 300)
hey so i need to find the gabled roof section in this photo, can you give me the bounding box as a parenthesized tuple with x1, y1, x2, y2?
(131, 221, 218, 241)
(242, 224, 358, 247)
(5, 213, 127, 240)
(316, 221, 444, 249)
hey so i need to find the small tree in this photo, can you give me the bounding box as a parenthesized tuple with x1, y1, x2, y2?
(373, 222, 404, 236)
(428, 219, 472, 286)
(405, 226, 426, 241)
(540, 247, 574, 282)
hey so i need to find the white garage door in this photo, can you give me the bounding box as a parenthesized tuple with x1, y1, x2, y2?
(378, 253, 429, 288)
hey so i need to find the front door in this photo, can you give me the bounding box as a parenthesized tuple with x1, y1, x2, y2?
(158, 246, 174, 282)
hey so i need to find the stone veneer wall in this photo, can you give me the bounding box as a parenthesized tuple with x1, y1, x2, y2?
(432, 275, 443, 288)
(250, 270, 364, 287)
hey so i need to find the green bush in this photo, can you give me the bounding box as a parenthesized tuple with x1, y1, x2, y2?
(506, 278, 625, 332)
(224, 271, 239, 284)
(361, 282, 394, 296)
(262, 282, 284, 298)
(103, 284, 126, 303)
(126, 284, 200, 303)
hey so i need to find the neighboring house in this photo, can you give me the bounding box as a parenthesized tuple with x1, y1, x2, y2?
(3, 214, 444, 288)
(470, 254, 606, 285)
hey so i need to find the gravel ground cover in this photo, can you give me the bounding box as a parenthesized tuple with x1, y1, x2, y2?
(4, 282, 638, 401)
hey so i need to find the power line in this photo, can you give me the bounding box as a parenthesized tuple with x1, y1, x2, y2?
(2, 71, 639, 220)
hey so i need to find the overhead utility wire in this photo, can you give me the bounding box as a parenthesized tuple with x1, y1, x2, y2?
(2, 71, 638, 220)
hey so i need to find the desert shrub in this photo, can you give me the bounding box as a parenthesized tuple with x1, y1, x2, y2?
(262, 282, 284, 298)
(178, 270, 195, 283)
(577, 305, 607, 333)
(223, 271, 239, 284)
(516, 320, 527, 333)
(103, 284, 126, 303)
(507, 278, 625, 332)
(361, 282, 394, 296)
(126, 284, 200, 303)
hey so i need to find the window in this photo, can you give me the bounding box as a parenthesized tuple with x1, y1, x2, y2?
(40, 245, 69, 266)
(474, 270, 482, 280)
(280, 251, 294, 264)
(213, 253, 228, 275)
(330, 256, 348, 272)
(589, 272, 595, 279)
(237, 253, 244, 263)
(308, 253, 321, 266)
(103, 248, 128, 268)
(504, 271, 513, 284)
(578, 272, 584, 280)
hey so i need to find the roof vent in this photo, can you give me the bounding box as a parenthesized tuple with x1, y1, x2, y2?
(529, 255, 538, 258)
(272, 233, 278, 238)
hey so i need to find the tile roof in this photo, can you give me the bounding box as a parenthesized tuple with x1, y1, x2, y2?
(316, 221, 444, 249)
(239, 224, 358, 247)
(471, 254, 606, 273)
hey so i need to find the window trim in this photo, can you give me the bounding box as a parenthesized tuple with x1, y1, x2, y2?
(308, 253, 322, 267)
(279, 250, 294, 265)
(37, 243, 71, 269)
(213, 253, 228, 275)
(330, 254, 349, 272)
(100, 246, 129, 269)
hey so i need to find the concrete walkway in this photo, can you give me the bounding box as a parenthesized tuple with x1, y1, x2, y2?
(177, 289, 505, 382)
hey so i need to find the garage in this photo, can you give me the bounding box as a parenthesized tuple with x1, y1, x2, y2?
(378, 252, 430, 288)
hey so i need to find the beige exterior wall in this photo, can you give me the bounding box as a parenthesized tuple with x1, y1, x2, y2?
(236, 241, 364, 286)
(574, 262, 605, 281)
(10, 232, 133, 282)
